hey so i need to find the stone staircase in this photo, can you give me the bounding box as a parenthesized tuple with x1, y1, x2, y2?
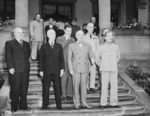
(9, 61, 146, 116)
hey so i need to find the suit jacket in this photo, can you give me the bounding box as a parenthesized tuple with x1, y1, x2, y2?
(83, 34, 99, 56)
(95, 43, 120, 71)
(56, 35, 75, 72)
(30, 20, 44, 41)
(5, 39, 31, 72)
(93, 23, 100, 36)
(68, 42, 94, 73)
(39, 42, 65, 74)
(45, 25, 57, 34)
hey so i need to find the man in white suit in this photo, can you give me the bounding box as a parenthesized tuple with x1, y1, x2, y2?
(95, 31, 121, 109)
(68, 30, 94, 109)
(30, 13, 44, 61)
(83, 23, 99, 92)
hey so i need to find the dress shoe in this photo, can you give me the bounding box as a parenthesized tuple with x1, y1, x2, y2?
(20, 107, 31, 110)
(11, 109, 18, 113)
(110, 105, 121, 108)
(81, 105, 92, 109)
(90, 88, 96, 92)
(99, 105, 107, 109)
(62, 97, 67, 101)
(42, 106, 48, 109)
(67, 96, 73, 100)
(57, 107, 63, 110)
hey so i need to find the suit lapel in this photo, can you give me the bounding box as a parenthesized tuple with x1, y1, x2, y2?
(14, 39, 23, 51)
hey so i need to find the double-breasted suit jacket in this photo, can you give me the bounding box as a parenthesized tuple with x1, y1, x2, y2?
(5, 39, 31, 110)
(68, 42, 94, 73)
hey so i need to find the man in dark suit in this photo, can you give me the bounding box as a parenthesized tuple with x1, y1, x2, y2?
(56, 24, 76, 101)
(90, 17, 100, 36)
(5, 27, 31, 112)
(45, 18, 57, 42)
(39, 29, 65, 110)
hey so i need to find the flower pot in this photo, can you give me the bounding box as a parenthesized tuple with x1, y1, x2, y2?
(0, 79, 5, 89)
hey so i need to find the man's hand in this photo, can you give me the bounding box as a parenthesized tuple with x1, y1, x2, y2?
(31, 36, 35, 41)
(40, 71, 44, 77)
(60, 69, 64, 77)
(91, 58, 95, 65)
(70, 70, 74, 75)
(9, 68, 15, 75)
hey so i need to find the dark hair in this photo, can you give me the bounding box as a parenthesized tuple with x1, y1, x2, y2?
(34, 13, 40, 20)
(64, 24, 72, 30)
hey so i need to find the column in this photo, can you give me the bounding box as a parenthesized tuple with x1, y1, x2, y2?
(98, 0, 111, 30)
(15, 0, 28, 28)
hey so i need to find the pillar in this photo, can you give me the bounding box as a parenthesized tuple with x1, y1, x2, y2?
(98, 0, 111, 30)
(15, 0, 28, 28)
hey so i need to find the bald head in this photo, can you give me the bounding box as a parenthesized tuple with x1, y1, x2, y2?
(13, 27, 24, 40)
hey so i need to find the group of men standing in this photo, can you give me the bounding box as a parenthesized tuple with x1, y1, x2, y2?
(5, 13, 121, 112)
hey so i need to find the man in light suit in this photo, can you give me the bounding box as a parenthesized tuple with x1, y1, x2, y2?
(30, 13, 44, 61)
(68, 30, 94, 109)
(5, 27, 31, 112)
(39, 29, 64, 110)
(95, 31, 121, 109)
(83, 23, 99, 92)
(56, 24, 76, 100)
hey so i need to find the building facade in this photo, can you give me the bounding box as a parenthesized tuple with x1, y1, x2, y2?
(0, 0, 149, 29)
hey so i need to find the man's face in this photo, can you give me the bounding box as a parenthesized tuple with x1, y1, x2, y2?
(105, 32, 114, 43)
(35, 14, 41, 22)
(49, 18, 53, 25)
(64, 27, 72, 36)
(47, 30, 56, 42)
(14, 28, 24, 40)
(87, 23, 94, 34)
(76, 31, 84, 42)
(91, 17, 96, 24)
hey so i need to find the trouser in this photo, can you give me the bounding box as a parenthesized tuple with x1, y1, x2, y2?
(9, 70, 29, 110)
(89, 63, 96, 89)
(42, 73, 61, 108)
(61, 70, 73, 97)
(31, 41, 43, 60)
(72, 73, 89, 108)
(100, 71, 118, 106)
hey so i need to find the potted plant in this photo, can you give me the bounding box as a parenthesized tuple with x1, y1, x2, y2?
(0, 72, 7, 89)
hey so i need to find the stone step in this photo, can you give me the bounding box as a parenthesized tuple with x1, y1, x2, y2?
(10, 103, 145, 116)
(27, 94, 136, 107)
(27, 84, 129, 93)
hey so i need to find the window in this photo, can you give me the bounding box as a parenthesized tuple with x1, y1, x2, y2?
(42, 2, 72, 22)
(0, 0, 15, 19)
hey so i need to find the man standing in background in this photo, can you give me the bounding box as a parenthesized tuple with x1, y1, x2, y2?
(90, 17, 100, 36)
(56, 24, 76, 101)
(83, 23, 99, 92)
(30, 13, 44, 61)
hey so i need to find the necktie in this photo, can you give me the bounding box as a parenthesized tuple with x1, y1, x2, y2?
(51, 42, 54, 48)
(90, 34, 92, 39)
(20, 40, 23, 46)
